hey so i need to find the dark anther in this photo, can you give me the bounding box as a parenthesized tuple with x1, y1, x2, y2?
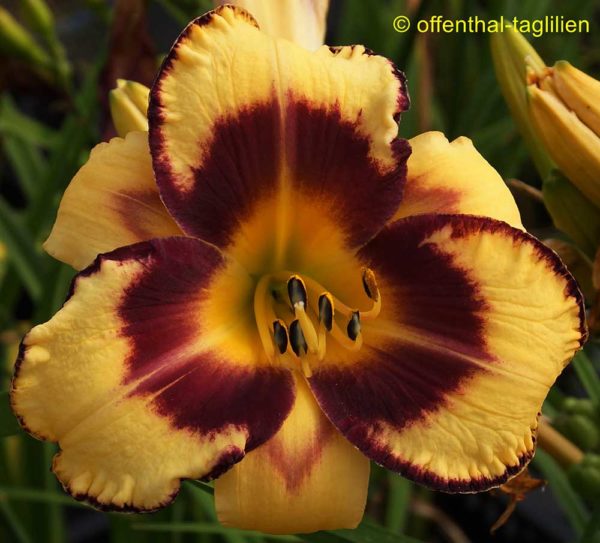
(362, 268, 379, 301)
(318, 293, 334, 331)
(287, 275, 307, 307)
(272, 320, 288, 354)
(289, 319, 308, 356)
(347, 311, 361, 341)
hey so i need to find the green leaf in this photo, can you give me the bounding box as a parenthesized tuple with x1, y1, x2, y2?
(303, 520, 423, 543)
(184, 481, 250, 543)
(2, 136, 45, 200)
(572, 351, 600, 408)
(132, 522, 298, 541)
(581, 503, 600, 543)
(0, 95, 56, 148)
(533, 449, 588, 536)
(185, 480, 214, 495)
(0, 198, 44, 302)
(0, 499, 32, 543)
(0, 486, 82, 507)
(385, 474, 412, 533)
(0, 390, 20, 437)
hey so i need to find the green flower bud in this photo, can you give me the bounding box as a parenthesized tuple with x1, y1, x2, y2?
(568, 454, 600, 500)
(555, 414, 600, 451)
(542, 170, 600, 258)
(562, 398, 597, 419)
(490, 24, 553, 179)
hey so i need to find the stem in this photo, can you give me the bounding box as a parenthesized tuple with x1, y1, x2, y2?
(537, 417, 584, 468)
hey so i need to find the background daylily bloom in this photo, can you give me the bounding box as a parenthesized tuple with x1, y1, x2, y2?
(216, 0, 329, 50)
(11, 5, 586, 536)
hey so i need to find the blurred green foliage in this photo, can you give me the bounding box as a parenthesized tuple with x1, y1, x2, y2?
(0, 1, 599, 542)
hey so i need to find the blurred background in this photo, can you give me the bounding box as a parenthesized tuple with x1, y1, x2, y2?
(1, 1, 599, 542)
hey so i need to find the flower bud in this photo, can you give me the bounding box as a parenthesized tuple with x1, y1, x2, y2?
(568, 454, 600, 501)
(542, 170, 600, 258)
(552, 60, 600, 137)
(554, 414, 599, 451)
(490, 25, 552, 178)
(492, 26, 600, 252)
(562, 397, 598, 420)
(109, 79, 150, 137)
(528, 83, 600, 210)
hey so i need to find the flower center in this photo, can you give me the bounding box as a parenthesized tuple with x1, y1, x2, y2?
(253, 268, 381, 376)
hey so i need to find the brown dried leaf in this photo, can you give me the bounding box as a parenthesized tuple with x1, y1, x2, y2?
(490, 469, 546, 534)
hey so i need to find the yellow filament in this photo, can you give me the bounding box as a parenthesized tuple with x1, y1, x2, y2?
(317, 325, 327, 361)
(294, 303, 319, 354)
(302, 357, 313, 378)
(360, 297, 381, 320)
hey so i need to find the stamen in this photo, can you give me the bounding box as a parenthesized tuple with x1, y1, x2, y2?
(361, 268, 382, 319)
(347, 311, 361, 341)
(287, 275, 307, 307)
(362, 268, 380, 301)
(272, 320, 289, 355)
(318, 293, 334, 331)
(330, 318, 363, 351)
(256, 270, 379, 363)
(293, 302, 319, 353)
(289, 319, 308, 357)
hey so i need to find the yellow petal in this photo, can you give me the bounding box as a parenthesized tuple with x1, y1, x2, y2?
(215, 375, 368, 534)
(109, 79, 150, 136)
(149, 5, 409, 257)
(12, 238, 295, 511)
(216, 0, 329, 50)
(309, 214, 585, 491)
(392, 131, 523, 229)
(44, 131, 182, 270)
(528, 84, 600, 209)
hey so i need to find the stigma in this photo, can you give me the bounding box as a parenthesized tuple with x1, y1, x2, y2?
(253, 268, 381, 376)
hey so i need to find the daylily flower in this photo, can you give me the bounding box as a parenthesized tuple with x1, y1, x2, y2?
(11, 5, 586, 535)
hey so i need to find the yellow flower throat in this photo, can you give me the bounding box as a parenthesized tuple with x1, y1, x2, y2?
(253, 269, 381, 376)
